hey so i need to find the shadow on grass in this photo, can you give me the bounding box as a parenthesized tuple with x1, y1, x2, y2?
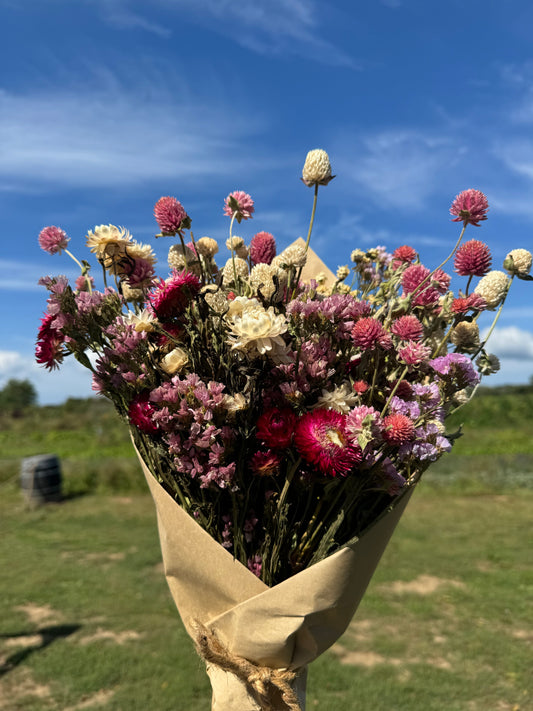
(0, 624, 81, 676)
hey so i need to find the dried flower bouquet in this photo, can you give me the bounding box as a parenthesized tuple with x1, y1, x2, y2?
(36, 149, 531, 709)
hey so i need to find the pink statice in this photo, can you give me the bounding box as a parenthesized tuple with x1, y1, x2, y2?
(154, 196, 188, 235)
(250, 231, 276, 265)
(247, 555, 262, 577)
(351, 317, 392, 351)
(391, 315, 424, 341)
(35, 313, 66, 370)
(397, 341, 432, 368)
(454, 239, 492, 277)
(149, 270, 201, 320)
(75, 290, 106, 314)
(38, 226, 70, 255)
(294, 409, 362, 477)
(379, 457, 406, 495)
(450, 189, 489, 226)
(223, 190, 255, 222)
(221, 515, 233, 549)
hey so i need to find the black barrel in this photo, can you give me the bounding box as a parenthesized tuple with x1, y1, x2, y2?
(20, 454, 62, 503)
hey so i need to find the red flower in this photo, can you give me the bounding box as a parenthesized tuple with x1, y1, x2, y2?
(392, 245, 417, 269)
(391, 315, 424, 341)
(353, 380, 368, 395)
(294, 409, 362, 477)
(454, 239, 492, 277)
(250, 232, 276, 265)
(149, 270, 201, 320)
(128, 392, 158, 434)
(256, 407, 297, 449)
(451, 293, 487, 314)
(450, 189, 489, 226)
(154, 196, 188, 235)
(382, 413, 415, 445)
(250, 450, 282, 476)
(351, 317, 392, 351)
(35, 313, 65, 370)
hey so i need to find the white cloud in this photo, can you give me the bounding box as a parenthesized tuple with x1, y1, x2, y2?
(0, 83, 265, 190)
(0, 259, 81, 291)
(482, 326, 533, 361)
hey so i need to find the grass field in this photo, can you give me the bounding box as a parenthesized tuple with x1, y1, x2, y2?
(0, 392, 532, 710)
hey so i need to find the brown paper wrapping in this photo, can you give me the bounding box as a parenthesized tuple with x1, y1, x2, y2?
(294, 237, 337, 289)
(137, 450, 413, 710)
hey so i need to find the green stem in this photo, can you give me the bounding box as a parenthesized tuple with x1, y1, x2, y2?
(380, 365, 409, 417)
(65, 249, 92, 293)
(410, 223, 467, 301)
(304, 184, 319, 251)
(470, 276, 514, 360)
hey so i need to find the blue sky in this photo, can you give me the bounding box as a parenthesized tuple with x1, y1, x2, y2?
(1, 0, 532, 404)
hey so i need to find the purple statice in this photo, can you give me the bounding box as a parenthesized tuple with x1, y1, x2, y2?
(398, 422, 452, 463)
(389, 395, 421, 420)
(429, 353, 480, 389)
(379, 457, 406, 496)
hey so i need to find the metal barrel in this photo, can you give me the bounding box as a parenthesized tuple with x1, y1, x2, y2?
(20, 454, 62, 504)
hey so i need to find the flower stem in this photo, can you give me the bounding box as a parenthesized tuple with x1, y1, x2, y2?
(304, 184, 319, 251)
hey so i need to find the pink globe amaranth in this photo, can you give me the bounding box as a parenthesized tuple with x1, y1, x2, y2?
(391, 315, 424, 341)
(154, 196, 188, 235)
(450, 189, 489, 226)
(38, 226, 69, 255)
(223, 190, 255, 222)
(454, 239, 492, 277)
(391, 245, 417, 269)
(250, 231, 276, 265)
(351, 317, 392, 351)
(382, 413, 415, 445)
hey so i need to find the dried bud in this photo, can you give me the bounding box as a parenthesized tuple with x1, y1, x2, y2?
(451, 321, 480, 352)
(476, 352, 500, 375)
(474, 270, 510, 309)
(301, 149, 334, 187)
(336, 265, 350, 281)
(503, 248, 532, 278)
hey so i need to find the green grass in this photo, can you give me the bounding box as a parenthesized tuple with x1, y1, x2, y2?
(1, 481, 531, 710)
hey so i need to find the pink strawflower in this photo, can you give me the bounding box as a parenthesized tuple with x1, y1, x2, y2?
(250, 231, 276, 265)
(382, 413, 415, 445)
(294, 409, 362, 477)
(450, 189, 489, 226)
(250, 450, 282, 476)
(391, 315, 424, 341)
(397, 341, 432, 367)
(149, 270, 201, 320)
(392, 245, 417, 269)
(38, 226, 69, 255)
(35, 313, 65, 370)
(351, 317, 392, 351)
(451, 293, 487, 314)
(454, 239, 492, 277)
(128, 392, 158, 433)
(223, 190, 255, 223)
(256, 407, 297, 449)
(154, 196, 188, 235)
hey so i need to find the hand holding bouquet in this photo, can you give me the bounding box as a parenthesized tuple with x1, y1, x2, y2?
(36, 149, 531, 709)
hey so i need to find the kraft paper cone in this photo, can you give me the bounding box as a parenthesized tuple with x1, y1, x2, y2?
(292, 237, 337, 289)
(137, 448, 413, 710)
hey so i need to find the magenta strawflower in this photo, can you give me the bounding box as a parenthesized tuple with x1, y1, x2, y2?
(351, 317, 392, 351)
(128, 392, 158, 434)
(294, 409, 362, 477)
(35, 313, 65, 370)
(223, 191, 255, 223)
(250, 231, 277, 265)
(38, 226, 70, 255)
(454, 239, 492, 277)
(154, 196, 188, 235)
(391, 315, 424, 341)
(382, 413, 415, 445)
(450, 189, 489, 226)
(149, 270, 201, 320)
(256, 407, 297, 449)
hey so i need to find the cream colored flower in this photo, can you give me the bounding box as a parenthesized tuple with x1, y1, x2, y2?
(225, 297, 288, 361)
(124, 309, 157, 333)
(301, 149, 334, 186)
(249, 263, 288, 299)
(195, 237, 219, 258)
(201, 285, 229, 314)
(121, 283, 146, 303)
(168, 244, 201, 275)
(86, 225, 133, 272)
(272, 244, 307, 269)
(336, 265, 350, 281)
(474, 270, 510, 309)
(314, 383, 358, 414)
(226, 236, 245, 252)
(222, 257, 249, 284)
(476, 352, 500, 375)
(223, 392, 249, 414)
(160, 347, 189, 375)
(504, 248, 532, 277)
(351, 249, 365, 264)
(451, 321, 480, 352)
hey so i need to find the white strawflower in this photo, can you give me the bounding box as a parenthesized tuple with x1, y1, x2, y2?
(124, 309, 157, 333)
(160, 347, 189, 375)
(474, 270, 510, 309)
(301, 149, 334, 187)
(86, 224, 132, 262)
(223, 393, 249, 414)
(504, 248, 532, 277)
(314, 383, 358, 414)
(222, 257, 249, 284)
(195, 237, 219, 258)
(249, 263, 288, 299)
(225, 297, 289, 361)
